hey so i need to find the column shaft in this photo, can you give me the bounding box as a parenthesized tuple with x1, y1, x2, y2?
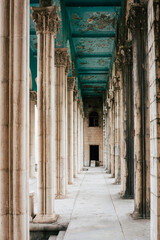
(0, 1, 29, 239)
(55, 49, 71, 198)
(73, 88, 78, 177)
(32, 6, 59, 222)
(67, 77, 75, 184)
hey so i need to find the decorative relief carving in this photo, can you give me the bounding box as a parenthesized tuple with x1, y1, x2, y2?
(127, 3, 147, 32)
(73, 85, 79, 102)
(55, 48, 69, 67)
(67, 77, 75, 91)
(30, 90, 37, 104)
(31, 6, 59, 36)
(65, 55, 71, 75)
(40, 0, 52, 7)
(115, 42, 132, 69)
(109, 89, 114, 101)
(106, 98, 111, 109)
(113, 76, 120, 90)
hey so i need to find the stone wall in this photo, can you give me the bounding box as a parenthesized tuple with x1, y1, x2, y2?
(83, 97, 103, 167)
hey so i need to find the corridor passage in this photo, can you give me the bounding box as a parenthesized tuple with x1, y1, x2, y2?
(63, 167, 149, 240)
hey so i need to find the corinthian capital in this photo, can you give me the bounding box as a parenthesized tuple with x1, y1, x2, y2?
(127, 3, 147, 32)
(73, 85, 79, 101)
(55, 48, 69, 67)
(67, 77, 75, 91)
(113, 76, 120, 91)
(31, 6, 59, 36)
(65, 55, 71, 75)
(30, 90, 37, 104)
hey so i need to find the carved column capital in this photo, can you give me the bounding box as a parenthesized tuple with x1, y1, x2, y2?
(127, 3, 147, 32)
(65, 55, 71, 75)
(30, 90, 37, 104)
(106, 97, 111, 109)
(55, 48, 69, 67)
(67, 77, 75, 91)
(109, 89, 114, 102)
(116, 42, 132, 68)
(31, 6, 59, 36)
(73, 85, 79, 101)
(113, 76, 120, 91)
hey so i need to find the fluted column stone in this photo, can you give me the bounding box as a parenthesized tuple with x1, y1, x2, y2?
(128, 3, 150, 218)
(0, 1, 30, 239)
(67, 77, 75, 184)
(29, 91, 37, 178)
(31, 5, 59, 222)
(113, 76, 121, 184)
(73, 87, 78, 177)
(54, 48, 70, 198)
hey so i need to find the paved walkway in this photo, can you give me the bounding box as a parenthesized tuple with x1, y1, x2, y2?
(63, 167, 150, 240)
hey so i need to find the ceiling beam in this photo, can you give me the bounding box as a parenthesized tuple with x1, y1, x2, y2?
(66, 3, 121, 7)
(77, 54, 112, 58)
(72, 33, 116, 38)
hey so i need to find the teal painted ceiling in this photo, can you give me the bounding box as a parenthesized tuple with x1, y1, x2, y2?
(30, 0, 122, 97)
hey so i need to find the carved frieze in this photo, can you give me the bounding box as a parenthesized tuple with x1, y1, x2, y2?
(31, 6, 59, 36)
(127, 3, 147, 32)
(67, 77, 75, 91)
(55, 48, 69, 67)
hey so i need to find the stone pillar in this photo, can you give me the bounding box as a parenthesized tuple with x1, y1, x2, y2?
(29, 91, 37, 178)
(128, 3, 150, 218)
(80, 109, 84, 169)
(109, 88, 115, 177)
(116, 43, 134, 198)
(54, 48, 70, 198)
(113, 76, 121, 184)
(67, 77, 75, 184)
(0, 1, 29, 238)
(77, 99, 81, 173)
(148, 0, 160, 238)
(106, 97, 111, 173)
(73, 87, 78, 177)
(65, 56, 71, 192)
(31, 5, 59, 222)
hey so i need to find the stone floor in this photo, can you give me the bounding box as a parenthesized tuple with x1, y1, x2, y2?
(62, 167, 150, 240)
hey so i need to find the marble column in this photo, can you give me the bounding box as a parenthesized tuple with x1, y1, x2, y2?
(128, 3, 150, 218)
(80, 109, 84, 169)
(73, 87, 79, 177)
(55, 48, 70, 198)
(29, 91, 37, 178)
(116, 43, 134, 198)
(109, 88, 115, 177)
(106, 97, 111, 173)
(67, 77, 75, 184)
(0, 0, 29, 239)
(31, 5, 59, 222)
(148, 0, 160, 238)
(77, 99, 81, 173)
(113, 76, 121, 184)
(65, 56, 71, 192)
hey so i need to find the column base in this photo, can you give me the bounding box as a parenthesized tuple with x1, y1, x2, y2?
(55, 195, 66, 199)
(114, 177, 121, 185)
(120, 191, 134, 199)
(33, 213, 58, 223)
